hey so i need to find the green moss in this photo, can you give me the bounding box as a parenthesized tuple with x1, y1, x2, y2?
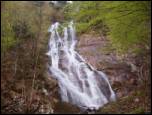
(97, 91, 145, 114)
(129, 107, 145, 114)
(76, 23, 89, 34)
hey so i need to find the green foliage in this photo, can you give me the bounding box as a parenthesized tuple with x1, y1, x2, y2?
(1, 2, 16, 52)
(1, 1, 53, 53)
(63, 1, 151, 55)
(63, 1, 107, 35)
(2, 1, 150, 55)
(102, 1, 151, 54)
(76, 23, 89, 34)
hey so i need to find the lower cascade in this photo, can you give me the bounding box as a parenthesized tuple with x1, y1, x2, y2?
(46, 21, 116, 110)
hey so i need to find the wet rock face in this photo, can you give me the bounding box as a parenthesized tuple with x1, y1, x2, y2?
(94, 71, 111, 101)
(76, 33, 146, 104)
(46, 22, 116, 110)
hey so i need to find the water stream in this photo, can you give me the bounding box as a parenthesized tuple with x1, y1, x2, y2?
(46, 21, 116, 110)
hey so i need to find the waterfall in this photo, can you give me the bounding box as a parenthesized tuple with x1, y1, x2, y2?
(46, 21, 116, 110)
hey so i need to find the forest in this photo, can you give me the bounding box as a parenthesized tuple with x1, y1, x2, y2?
(1, 1, 151, 114)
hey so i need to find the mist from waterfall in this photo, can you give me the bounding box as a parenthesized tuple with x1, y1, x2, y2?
(46, 21, 116, 110)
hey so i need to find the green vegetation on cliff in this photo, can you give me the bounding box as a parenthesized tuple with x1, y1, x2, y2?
(63, 1, 151, 54)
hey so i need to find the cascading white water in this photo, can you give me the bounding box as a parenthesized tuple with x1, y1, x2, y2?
(46, 21, 116, 110)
